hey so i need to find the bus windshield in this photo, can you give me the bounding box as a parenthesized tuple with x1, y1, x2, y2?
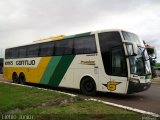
(129, 47, 151, 75)
(122, 31, 144, 46)
(122, 31, 151, 76)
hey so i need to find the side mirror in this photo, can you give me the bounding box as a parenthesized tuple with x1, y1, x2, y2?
(146, 47, 157, 59)
(124, 42, 138, 56)
(132, 42, 138, 56)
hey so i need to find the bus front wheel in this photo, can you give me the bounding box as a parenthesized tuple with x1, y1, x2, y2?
(80, 77, 97, 96)
(19, 73, 26, 85)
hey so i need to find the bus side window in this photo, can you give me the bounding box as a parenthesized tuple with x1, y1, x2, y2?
(39, 42, 54, 57)
(19, 46, 27, 58)
(99, 32, 122, 75)
(74, 35, 97, 54)
(63, 39, 73, 55)
(55, 39, 73, 56)
(5, 49, 11, 59)
(10, 48, 19, 59)
(111, 47, 127, 77)
(27, 44, 39, 57)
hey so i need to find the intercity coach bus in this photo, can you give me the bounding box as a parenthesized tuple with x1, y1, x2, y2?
(4, 29, 154, 95)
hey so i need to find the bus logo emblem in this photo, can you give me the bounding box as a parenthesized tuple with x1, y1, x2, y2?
(103, 81, 121, 91)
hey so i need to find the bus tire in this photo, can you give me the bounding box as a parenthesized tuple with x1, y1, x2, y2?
(80, 77, 97, 96)
(12, 72, 18, 83)
(19, 73, 26, 85)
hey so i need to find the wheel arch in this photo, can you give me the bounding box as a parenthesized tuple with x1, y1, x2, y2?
(19, 72, 26, 79)
(19, 72, 26, 84)
(80, 75, 97, 90)
(19, 72, 25, 76)
(12, 72, 18, 77)
(12, 72, 18, 83)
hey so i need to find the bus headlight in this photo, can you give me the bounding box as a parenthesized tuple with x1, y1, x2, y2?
(130, 79, 140, 84)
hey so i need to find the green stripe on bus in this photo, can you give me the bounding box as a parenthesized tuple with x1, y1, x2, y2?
(64, 32, 91, 39)
(48, 55, 75, 87)
(40, 56, 62, 84)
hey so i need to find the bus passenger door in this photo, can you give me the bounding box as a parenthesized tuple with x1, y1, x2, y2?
(110, 47, 128, 94)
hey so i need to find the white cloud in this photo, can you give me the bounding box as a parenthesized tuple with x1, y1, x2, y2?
(0, 0, 160, 61)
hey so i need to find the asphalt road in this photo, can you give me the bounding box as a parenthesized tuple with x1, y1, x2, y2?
(0, 74, 159, 115)
(89, 84, 160, 115)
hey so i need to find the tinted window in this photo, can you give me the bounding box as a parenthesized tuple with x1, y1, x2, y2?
(19, 46, 27, 58)
(10, 48, 18, 59)
(112, 47, 127, 76)
(27, 44, 39, 57)
(0, 58, 3, 66)
(5, 49, 11, 59)
(99, 32, 125, 76)
(39, 42, 54, 56)
(99, 32, 122, 53)
(74, 35, 96, 54)
(55, 39, 73, 55)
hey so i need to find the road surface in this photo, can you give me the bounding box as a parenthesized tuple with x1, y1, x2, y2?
(0, 74, 160, 115)
(89, 84, 160, 115)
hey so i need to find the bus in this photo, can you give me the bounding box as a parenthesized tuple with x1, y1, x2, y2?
(4, 29, 154, 95)
(0, 58, 3, 74)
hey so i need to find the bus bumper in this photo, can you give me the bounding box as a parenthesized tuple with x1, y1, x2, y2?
(127, 81, 151, 94)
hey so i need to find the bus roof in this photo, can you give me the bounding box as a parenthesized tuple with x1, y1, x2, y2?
(6, 29, 123, 49)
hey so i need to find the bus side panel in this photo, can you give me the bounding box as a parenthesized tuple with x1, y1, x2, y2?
(4, 67, 11, 80)
(4, 67, 28, 81)
(59, 54, 99, 90)
(47, 55, 75, 87)
(3, 57, 51, 84)
(58, 68, 74, 88)
(38, 55, 75, 87)
(27, 57, 51, 83)
(39, 56, 62, 85)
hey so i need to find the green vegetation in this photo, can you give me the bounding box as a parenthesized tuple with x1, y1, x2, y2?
(155, 63, 160, 67)
(0, 82, 145, 120)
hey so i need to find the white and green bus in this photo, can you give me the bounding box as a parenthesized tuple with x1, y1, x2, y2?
(4, 29, 153, 95)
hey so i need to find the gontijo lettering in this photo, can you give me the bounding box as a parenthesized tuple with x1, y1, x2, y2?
(16, 60, 35, 65)
(4, 58, 40, 67)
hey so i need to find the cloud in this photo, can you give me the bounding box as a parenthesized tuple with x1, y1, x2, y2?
(0, 0, 160, 61)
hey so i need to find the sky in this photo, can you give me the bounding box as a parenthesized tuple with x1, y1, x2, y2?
(0, 0, 160, 62)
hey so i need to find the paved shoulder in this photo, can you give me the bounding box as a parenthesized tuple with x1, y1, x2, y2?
(152, 77, 160, 84)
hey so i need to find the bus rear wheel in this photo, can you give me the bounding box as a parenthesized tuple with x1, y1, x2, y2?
(80, 77, 96, 96)
(12, 73, 18, 83)
(19, 73, 26, 85)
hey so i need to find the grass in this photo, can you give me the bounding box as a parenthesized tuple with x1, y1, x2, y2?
(0, 82, 148, 120)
